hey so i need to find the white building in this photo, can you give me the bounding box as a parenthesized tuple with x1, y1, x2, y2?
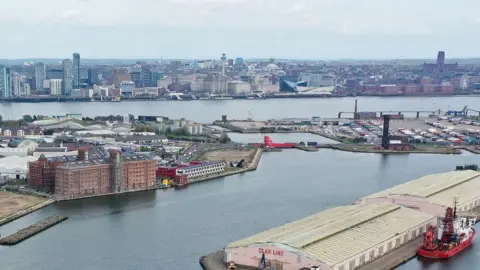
(120, 81, 135, 96)
(300, 73, 338, 87)
(132, 88, 158, 98)
(176, 162, 226, 180)
(228, 81, 251, 95)
(0, 155, 38, 180)
(0, 148, 29, 157)
(49, 79, 62, 95)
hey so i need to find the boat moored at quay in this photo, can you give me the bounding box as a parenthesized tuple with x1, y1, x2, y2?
(418, 200, 476, 259)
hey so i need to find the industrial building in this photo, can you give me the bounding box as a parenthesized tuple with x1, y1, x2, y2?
(176, 162, 226, 180)
(28, 154, 76, 192)
(356, 170, 480, 216)
(224, 202, 436, 270)
(54, 149, 156, 199)
(0, 155, 37, 180)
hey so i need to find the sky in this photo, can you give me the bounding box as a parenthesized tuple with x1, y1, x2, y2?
(1, 0, 480, 59)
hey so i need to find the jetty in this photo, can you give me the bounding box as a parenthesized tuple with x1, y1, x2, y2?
(0, 214, 68, 246)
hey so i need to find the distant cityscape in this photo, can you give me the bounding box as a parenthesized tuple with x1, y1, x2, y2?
(0, 51, 480, 101)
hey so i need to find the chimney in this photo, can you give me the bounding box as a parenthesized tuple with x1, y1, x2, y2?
(78, 148, 88, 161)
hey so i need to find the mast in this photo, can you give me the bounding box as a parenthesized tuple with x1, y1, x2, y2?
(453, 197, 458, 219)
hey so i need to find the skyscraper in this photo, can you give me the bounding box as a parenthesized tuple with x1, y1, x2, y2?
(35, 62, 46, 90)
(11, 73, 26, 97)
(49, 79, 62, 96)
(0, 66, 12, 98)
(73, 52, 81, 89)
(62, 59, 73, 95)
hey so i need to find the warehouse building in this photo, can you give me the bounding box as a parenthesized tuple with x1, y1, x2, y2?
(55, 150, 156, 199)
(356, 170, 480, 216)
(225, 202, 436, 270)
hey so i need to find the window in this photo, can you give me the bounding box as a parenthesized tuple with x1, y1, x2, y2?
(395, 238, 401, 248)
(378, 246, 384, 255)
(412, 230, 417, 238)
(359, 254, 365, 265)
(369, 250, 375, 261)
(404, 234, 409, 243)
(387, 242, 392, 252)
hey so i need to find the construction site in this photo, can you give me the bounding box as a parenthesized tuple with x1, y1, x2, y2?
(202, 169, 480, 270)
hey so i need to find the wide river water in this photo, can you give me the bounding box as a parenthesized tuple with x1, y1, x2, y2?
(1, 97, 480, 270)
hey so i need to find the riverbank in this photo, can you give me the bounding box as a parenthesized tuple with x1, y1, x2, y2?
(0, 191, 54, 227)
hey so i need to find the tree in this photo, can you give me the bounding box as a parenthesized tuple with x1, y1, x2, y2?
(164, 126, 172, 134)
(218, 132, 231, 143)
(23, 115, 33, 123)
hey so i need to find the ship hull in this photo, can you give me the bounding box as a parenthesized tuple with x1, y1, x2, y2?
(418, 229, 475, 259)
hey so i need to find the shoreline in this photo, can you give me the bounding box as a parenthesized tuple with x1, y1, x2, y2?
(0, 199, 55, 227)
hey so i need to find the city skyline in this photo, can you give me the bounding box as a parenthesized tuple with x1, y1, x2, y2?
(1, 0, 480, 59)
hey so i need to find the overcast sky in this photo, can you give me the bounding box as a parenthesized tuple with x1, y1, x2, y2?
(1, 0, 479, 59)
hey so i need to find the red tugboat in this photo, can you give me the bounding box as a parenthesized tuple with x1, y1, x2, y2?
(418, 200, 476, 259)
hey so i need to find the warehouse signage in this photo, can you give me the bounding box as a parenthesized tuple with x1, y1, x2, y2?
(258, 248, 284, 256)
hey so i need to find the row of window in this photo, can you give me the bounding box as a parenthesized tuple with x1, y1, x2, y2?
(337, 223, 430, 270)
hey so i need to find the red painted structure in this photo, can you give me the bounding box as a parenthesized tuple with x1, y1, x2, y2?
(156, 161, 207, 179)
(252, 136, 297, 149)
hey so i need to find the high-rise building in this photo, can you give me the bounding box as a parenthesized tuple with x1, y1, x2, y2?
(73, 52, 81, 89)
(49, 79, 63, 96)
(0, 66, 12, 98)
(11, 74, 27, 97)
(46, 67, 63, 80)
(88, 67, 100, 85)
(112, 68, 130, 88)
(34, 62, 46, 90)
(62, 59, 73, 95)
(23, 83, 31, 96)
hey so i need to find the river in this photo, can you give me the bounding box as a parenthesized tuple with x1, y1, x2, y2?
(1, 98, 480, 270)
(0, 96, 479, 122)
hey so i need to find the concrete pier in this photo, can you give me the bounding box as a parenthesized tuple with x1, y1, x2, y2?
(0, 214, 68, 245)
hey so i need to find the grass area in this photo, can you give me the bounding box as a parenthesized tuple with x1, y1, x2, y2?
(0, 191, 47, 219)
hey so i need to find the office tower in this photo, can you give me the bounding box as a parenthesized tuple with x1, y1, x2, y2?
(11, 74, 26, 97)
(88, 67, 100, 85)
(437, 51, 445, 71)
(35, 62, 46, 90)
(0, 66, 12, 98)
(73, 52, 80, 89)
(49, 79, 62, 96)
(62, 59, 73, 95)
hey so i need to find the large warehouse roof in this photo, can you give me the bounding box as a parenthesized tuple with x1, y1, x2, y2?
(226, 202, 434, 266)
(363, 170, 480, 207)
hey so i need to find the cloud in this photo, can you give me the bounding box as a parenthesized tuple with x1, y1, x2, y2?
(0, 0, 478, 33)
(0, 0, 479, 59)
